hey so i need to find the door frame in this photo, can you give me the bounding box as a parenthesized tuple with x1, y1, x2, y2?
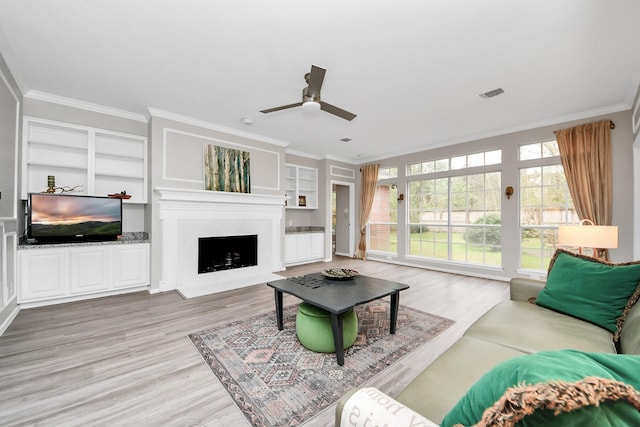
(326, 180, 355, 260)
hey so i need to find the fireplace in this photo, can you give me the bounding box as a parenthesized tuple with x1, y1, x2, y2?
(198, 234, 258, 274)
(155, 188, 285, 298)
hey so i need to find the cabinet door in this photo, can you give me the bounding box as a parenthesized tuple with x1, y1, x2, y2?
(296, 234, 313, 261)
(70, 246, 111, 294)
(311, 233, 325, 259)
(284, 234, 297, 264)
(19, 249, 69, 301)
(113, 244, 149, 288)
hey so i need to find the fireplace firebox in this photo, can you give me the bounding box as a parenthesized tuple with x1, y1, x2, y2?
(198, 235, 258, 274)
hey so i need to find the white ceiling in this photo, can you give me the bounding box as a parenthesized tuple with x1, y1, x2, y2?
(1, 0, 639, 163)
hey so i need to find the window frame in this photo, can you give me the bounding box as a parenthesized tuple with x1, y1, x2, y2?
(405, 149, 503, 268)
(517, 140, 576, 274)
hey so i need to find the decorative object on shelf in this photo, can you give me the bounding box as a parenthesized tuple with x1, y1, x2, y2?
(108, 191, 132, 200)
(42, 176, 85, 194)
(298, 195, 307, 207)
(46, 175, 56, 193)
(204, 144, 251, 193)
(321, 268, 359, 280)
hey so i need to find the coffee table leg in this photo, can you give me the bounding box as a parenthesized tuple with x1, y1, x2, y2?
(390, 291, 400, 334)
(274, 290, 283, 330)
(330, 313, 345, 366)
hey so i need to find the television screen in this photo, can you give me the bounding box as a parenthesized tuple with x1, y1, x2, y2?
(28, 193, 122, 243)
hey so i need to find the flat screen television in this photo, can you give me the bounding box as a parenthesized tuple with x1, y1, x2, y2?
(28, 193, 122, 243)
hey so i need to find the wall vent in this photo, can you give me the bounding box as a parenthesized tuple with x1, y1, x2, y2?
(479, 88, 505, 99)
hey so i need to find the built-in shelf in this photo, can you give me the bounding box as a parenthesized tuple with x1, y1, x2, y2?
(285, 164, 318, 209)
(22, 117, 148, 203)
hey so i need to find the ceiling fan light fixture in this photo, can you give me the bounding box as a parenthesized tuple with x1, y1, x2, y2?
(302, 100, 321, 113)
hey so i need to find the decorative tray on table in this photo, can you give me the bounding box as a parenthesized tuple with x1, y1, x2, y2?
(321, 268, 359, 280)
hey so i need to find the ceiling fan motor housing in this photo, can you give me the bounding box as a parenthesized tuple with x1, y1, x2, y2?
(302, 87, 320, 103)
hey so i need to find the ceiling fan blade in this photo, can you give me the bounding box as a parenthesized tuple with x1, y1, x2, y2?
(260, 102, 303, 114)
(320, 101, 357, 121)
(307, 65, 326, 99)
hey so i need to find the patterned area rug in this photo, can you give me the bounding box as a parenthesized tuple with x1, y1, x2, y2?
(189, 301, 454, 426)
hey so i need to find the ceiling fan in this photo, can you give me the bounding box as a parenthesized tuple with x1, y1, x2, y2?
(260, 65, 357, 121)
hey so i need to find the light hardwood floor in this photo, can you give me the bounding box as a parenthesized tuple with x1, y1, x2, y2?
(0, 257, 509, 426)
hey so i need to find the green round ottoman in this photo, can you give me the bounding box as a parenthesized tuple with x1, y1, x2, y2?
(295, 302, 358, 353)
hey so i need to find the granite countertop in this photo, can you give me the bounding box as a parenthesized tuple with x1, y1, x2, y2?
(285, 226, 325, 234)
(18, 232, 150, 249)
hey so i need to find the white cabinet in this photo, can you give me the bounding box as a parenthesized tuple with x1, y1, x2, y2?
(70, 246, 111, 294)
(284, 232, 325, 266)
(18, 243, 150, 306)
(19, 248, 69, 301)
(284, 234, 298, 264)
(311, 233, 325, 259)
(113, 244, 149, 288)
(285, 164, 318, 209)
(22, 117, 148, 203)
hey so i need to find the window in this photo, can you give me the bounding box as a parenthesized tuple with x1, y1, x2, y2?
(450, 172, 501, 265)
(408, 178, 449, 260)
(407, 149, 502, 267)
(378, 166, 398, 180)
(451, 150, 502, 170)
(519, 141, 560, 160)
(369, 166, 398, 254)
(407, 159, 449, 176)
(369, 184, 397, 253)
(519, 140, 577, 271)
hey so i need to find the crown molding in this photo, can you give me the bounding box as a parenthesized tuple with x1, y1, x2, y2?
(284, 148, 357, 165)
(324, 153, 357, 164)
(284, 148, 323, 161)
(24, 90, 148, 123)
(147, 107, 290, 148)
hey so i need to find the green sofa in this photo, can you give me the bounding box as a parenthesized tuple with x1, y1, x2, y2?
(335, 276, 640, 426)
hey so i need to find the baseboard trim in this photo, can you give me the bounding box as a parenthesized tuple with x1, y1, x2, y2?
(18, 286, 150, 309)
(0, 304, 20, 336)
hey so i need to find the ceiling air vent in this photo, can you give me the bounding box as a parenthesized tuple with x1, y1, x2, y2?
(479, 88, 505, 99)
(340, 137, 352, 142)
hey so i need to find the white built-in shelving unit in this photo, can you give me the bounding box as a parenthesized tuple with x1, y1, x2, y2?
(285, 164, 318, 209)
(22, 117, 147, 203)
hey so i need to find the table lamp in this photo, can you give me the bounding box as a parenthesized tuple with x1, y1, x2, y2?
(558, 219, 618, 258)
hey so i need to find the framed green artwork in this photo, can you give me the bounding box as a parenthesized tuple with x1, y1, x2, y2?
(204, 144, 251, 193)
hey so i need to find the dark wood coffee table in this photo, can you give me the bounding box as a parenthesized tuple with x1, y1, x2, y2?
(267, 273, 410, 365)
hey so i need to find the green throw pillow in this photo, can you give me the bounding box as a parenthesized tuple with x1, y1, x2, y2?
(535, 250, 640, 333)
(441, 350, 640, 427)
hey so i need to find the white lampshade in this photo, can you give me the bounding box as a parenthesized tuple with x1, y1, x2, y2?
(558, 224, 618, 249)
(302, 100, 321, 113)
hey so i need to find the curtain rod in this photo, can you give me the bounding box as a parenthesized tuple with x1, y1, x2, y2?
(553, 120, 615, 134)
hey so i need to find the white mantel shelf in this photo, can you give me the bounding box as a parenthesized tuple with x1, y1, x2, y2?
(154, 187, 286, 298)
(155, 187, 286, 206)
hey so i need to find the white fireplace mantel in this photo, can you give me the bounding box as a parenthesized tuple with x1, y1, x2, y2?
(155, 187, 286, 298)
(155, 187, 286, 206)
